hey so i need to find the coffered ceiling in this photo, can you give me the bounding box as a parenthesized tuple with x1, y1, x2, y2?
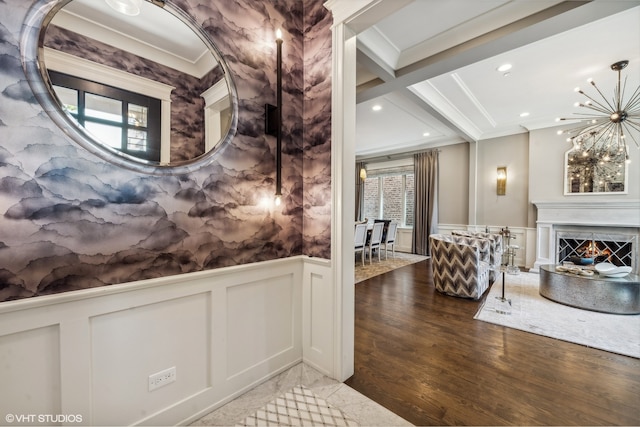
(355, 1, 640, 158)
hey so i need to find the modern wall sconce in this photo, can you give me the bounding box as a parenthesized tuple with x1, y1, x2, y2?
(265, 29, 283, 206)
(496, 166, 507, 195)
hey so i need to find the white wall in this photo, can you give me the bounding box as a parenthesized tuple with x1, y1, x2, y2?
(0, 257, 333, 426)
(528, 124, 640, 227)
(438, 142, 469, 225)
(477, 133, 529, 227)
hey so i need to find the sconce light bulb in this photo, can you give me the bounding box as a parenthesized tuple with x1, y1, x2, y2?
(276, 29, 283, 40)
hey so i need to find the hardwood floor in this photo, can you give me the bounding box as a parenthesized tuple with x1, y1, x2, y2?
(344, 259, 640, 426)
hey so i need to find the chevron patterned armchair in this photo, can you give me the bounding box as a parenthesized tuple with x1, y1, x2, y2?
(429, 234, 491, 300)
(451, 230, 503, 283)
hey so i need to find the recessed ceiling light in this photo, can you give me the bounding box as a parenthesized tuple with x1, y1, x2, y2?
(520, 112, 530, 117)
(497, 63, 512, 72)
(372, 105, 382, 111)
(423, 132, 430, 137)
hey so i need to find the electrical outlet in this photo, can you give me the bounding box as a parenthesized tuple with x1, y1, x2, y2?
(148, 366, 176, 391)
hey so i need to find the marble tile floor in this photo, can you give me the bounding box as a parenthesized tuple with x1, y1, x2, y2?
(190, 363, 412, 426)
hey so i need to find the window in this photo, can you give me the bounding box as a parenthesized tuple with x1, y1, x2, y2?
(49, 71, 161, 162)
(363, 166, 414, 227)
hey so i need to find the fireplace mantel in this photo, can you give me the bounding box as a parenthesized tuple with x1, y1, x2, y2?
(532, 200, 640, 271)
(533, 200, 640, 228)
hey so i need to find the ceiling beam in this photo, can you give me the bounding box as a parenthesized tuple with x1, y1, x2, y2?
(356, 1, 639, 104)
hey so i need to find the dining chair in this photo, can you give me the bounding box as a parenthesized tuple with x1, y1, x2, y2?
(366, 222, 385, 264)
(382, 222, 398, 259)
(354, 223, 368, 266)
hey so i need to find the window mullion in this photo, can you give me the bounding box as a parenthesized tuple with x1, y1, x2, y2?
(401, 174, 407, 227)
(378, 176, 383, 219)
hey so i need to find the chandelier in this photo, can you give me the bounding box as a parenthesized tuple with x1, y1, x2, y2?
(558, 60, 640, 162)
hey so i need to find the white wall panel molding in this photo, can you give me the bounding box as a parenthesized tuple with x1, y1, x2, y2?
(302, 258, 333, 376)
(0, 256, 331, 426)
(395, 227, 413, 253)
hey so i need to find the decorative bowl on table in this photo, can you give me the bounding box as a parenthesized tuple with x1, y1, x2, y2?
(569, 256, 595, 265)
(594, 262, 632, 278)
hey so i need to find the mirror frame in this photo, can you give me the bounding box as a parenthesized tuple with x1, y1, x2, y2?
(20, 0, 238, 175)
(563, 147, 629, 195)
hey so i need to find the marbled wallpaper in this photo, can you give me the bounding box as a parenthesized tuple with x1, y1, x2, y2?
(43, 24, 224, 163)
(302, 0, 332, 256)
(0, 0, 332, 302)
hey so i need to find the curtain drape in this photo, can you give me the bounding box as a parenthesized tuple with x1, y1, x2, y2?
(355, 161, 365, 221)
(412, 151, 439, 255)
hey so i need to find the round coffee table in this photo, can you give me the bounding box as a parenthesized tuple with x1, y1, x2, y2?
(539, 265, 640, 314)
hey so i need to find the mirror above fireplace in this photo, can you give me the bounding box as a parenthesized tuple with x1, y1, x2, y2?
(564, 146, 628, 195)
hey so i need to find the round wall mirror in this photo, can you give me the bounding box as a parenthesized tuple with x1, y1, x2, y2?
(21, 0, 238, 175)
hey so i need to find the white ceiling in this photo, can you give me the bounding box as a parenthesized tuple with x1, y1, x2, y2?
(355, 1, 640, 158)
(52, 0, 216, 77)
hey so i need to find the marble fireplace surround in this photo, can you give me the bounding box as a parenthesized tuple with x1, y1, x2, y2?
(532, 201, 640, 273)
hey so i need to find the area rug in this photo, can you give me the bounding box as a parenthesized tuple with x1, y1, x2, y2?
(475, 272, 640, 358)
(355, 252, 429, 283)
(236, 385, 358, 426)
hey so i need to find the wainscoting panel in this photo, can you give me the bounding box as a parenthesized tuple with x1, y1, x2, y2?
(224, 274, 298, 379)
(302, 258, 333, 376)
(395, 227, 413, 253)
(0, 256, 328, 426)
(90, 293, 211, 426)
(0, 325, 61, 418)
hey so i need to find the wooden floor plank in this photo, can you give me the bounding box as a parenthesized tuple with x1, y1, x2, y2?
(345, 259, 640, 426)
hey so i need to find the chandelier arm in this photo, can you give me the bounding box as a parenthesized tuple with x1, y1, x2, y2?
(622, 121, 640, 149)
(588, 81, 617, 112)
(590, 122, 617, 147)
(623, 86, 640, 112)
(579, 103, 615, 115)
(626, 131, 640, 149)
(596, 122, 618, 146)
(579, 130, 607, 152)
(572, 119, 611, 136)
(577, 91, 616, 114)
(624, 119, 640, 132)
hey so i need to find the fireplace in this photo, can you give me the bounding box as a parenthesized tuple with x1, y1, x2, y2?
(533, 201, 640, 274)
(556, 230, 635, 270)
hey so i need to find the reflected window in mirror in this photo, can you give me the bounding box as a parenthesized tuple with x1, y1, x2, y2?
(564, 146, 628, 195)
(50, 70, 162, 162)
(21, 0, 238, 174)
